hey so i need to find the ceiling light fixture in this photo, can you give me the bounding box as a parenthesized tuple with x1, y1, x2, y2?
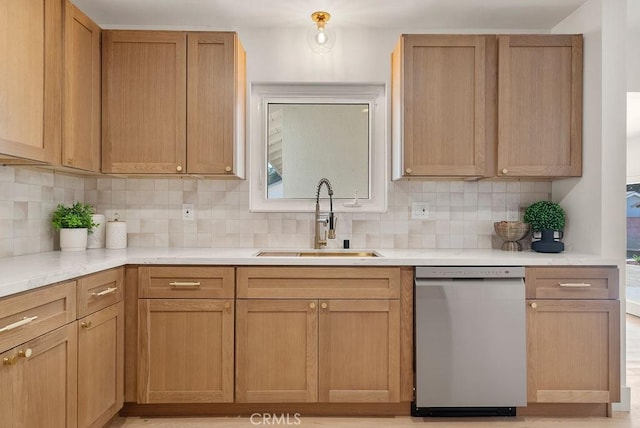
(307, 11, 335, 53)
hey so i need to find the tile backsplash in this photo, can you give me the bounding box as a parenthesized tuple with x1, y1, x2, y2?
(0, 165, 551, 258)
(0, 166, 85, 257)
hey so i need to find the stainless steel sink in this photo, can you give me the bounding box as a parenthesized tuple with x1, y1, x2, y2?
(255, 250, 379, 257)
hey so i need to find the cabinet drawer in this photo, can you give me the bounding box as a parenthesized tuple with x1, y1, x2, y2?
(139, 266, 235, 298)
(237, 267, 401, 299)
(77, 267, 124, 318)
(0, 281, 76, 352)
(525, 267, 618, 300)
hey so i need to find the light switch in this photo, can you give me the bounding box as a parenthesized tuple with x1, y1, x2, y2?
(411, 202, 430, 220)
(182, 204, 195, 221)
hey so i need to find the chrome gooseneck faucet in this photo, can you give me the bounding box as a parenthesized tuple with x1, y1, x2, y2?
(314, 178, 337, 249)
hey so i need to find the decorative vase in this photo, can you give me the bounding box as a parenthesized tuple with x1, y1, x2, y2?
(531, 229, 564, 253)
(60, 228, 88, 252)
(493, 221, 530, 251)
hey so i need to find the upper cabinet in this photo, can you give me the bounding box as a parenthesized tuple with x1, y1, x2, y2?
(187, 32, 246, 175)
(497, 35, 582, 178)
(392, 33, 583, 180)
(0, 0, 62, 164)
(102, 30, 186, 174)
(63, 0, 101, 172)
(392, 34, 496, 178)
(102, 30, 245, 177)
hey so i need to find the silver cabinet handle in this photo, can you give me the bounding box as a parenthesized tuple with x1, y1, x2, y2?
(0, 316, 38, 333)
(559, 283, 592, 288)
(169, 281, 201, 288)
(92, 287, 118, 297)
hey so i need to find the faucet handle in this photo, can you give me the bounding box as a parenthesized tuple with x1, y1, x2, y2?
(328, 215, 337, 239)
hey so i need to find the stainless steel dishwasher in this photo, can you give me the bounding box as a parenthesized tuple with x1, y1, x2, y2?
(413, 266, 526, 417)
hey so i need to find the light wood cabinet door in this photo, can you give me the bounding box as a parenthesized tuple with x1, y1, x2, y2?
(235, 299, 318, 403)
(0, 0, 62, 164)
(392, 34, 496, 178)
(0, 347, 18, 426)
(318, 299, 400, 403)
(9, 323, 78, 428)
(62, 0, 101, 172)
(527, 299, 620, 404)
(187, 32, 245, 176)
(78, 302, 124, 428)
(138, 298, 234, 403)
(102, 30, 187, 174)
(497, 35, 582, 177)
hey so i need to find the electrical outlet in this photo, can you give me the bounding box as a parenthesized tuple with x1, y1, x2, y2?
(411, 202, 430, 220)
(182, 204, 195, 221)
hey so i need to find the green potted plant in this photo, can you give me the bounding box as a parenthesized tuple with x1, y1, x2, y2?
(523, 200, 566, 253)
(51, 202, 97, 252)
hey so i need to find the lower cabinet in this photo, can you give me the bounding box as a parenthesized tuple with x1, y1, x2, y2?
(235, 267, 402, 404)
(235, 298, 400, 403)
(525, 266, 620, 414)
(526, 299, 620, 404)
(235, 299, 318, 403)
(318, 299, 400, 403)
(78, 302, 124, 428)
(1, 322, 78, 428)
(137, 298, 234, 403)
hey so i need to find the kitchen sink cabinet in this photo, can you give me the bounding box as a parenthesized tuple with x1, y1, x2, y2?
(392, 33, 582, 179)
(62, 0, 102, 173)
(0, 0, 62, 164)
(318, 299, 400, 403)
(525, 266, 619, 416)
(235, 267, 403, 404)
(102, 30, 245, 177)
(497, 35, 582, 178)
(235, 299, 318, 403)
(136, 266, 235, 403)
(392, 34, 496, 178)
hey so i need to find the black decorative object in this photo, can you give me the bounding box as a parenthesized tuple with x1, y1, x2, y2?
(531, 229, 564, 253)
(523, 201, 566, 253)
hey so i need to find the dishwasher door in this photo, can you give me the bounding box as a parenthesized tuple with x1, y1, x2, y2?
(414, 276, 526, 416)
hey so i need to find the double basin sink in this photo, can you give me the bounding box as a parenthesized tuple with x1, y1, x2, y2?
(255, 250, 380, 258)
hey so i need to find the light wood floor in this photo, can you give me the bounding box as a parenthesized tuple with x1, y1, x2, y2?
(111, 315, 640, 427)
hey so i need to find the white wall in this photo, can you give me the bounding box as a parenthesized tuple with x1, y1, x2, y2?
(237, 27, 399, 84)
(628, 0, 640, 92)
(552, 0, 628, 410)
(628, 93, 640, 183)
(552, 0, 627, 259)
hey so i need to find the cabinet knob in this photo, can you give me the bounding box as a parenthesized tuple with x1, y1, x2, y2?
(502, 168, 508, 175)
(3, 355, 18, 366)
(309, 302, 316, 309)
(18, 348, 32, 359)
(224, 302, 231, 309)
(176, 165, 183, 172)
(81, 321, 92, 329)
(405, 168, 412, 174)
(530, 302, 537, 309)
(321, 303, 328, 309)
(225, 166, 232, 172)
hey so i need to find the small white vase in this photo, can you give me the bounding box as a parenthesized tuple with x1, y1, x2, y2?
(60, 228, 88, 252)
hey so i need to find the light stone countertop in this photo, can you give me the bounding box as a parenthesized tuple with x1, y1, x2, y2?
(0, 247, 621, 299)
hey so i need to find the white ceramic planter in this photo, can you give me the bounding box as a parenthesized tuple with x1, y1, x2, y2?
(60, 228, 88, 252)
